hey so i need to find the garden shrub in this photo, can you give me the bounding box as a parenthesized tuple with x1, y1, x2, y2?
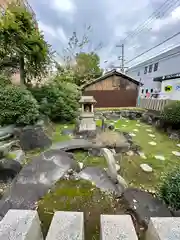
(29, 81, 81, 122)
(158, 167, 180, 210)
(0, 85, 40, 126)
(161, 101, 180, 128)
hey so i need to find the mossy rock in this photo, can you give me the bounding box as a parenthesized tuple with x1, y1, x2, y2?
(38, 179, 126, 240)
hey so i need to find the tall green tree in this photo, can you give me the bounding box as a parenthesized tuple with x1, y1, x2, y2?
(0, 3, 52, 85)
(73, 52, 103, 86)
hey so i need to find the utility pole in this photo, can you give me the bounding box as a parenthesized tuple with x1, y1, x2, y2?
(116, 44, 125, 73)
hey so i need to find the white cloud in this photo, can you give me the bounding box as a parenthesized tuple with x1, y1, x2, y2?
(151, 6, 180, 32)
(51, 0, 76, 13)
(38, 21, 68, 43)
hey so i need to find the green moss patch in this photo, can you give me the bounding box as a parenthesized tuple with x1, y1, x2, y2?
(38, 179, 126, 240)
(74, 150, 107, 168)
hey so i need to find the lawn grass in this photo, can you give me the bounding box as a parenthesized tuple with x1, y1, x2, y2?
(111, 119, 180, 191)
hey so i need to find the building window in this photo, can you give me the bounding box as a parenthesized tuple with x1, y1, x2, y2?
(137, 71, 140, 76)
(149, 64, 153, 73)
(146, 89, 148, 93)
(151, 89, 153, 93)
(144, 66, 148, 74)
(154, 62, 159, 72)
(141, 89, 144, 94)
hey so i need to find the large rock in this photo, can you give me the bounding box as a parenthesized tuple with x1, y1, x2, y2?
(101, 148, 118, 183)
(0, 125, 15, 139)
(0, 149, 79, 219)
(122, 188, 172, 230)
(78, 166, 122, 195)
(0, 158, 22, 181)
(15, 126, 52, 151)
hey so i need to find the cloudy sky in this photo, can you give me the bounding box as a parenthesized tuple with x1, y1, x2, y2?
(28, 0, 180, 68)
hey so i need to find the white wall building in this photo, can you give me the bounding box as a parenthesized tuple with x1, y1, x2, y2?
(126, 45, 180, 100)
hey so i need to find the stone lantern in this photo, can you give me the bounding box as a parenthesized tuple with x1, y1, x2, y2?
(78, 96, 97, 133)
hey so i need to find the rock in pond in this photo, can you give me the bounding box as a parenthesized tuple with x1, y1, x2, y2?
(0, 149, 79, 219)
(122, 188, 172, 230)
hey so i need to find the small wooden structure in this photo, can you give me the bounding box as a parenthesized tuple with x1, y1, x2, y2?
(82, 70, 142, 108)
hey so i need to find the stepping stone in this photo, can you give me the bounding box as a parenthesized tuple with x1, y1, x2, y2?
(133, 129, 139, 132)
(177, 144, 180, 147)
(64, 126, 68, 128)
(148, 141, 157, 146)
(126, 151, 134, 156)
(138, 152, 147, 159)
(126, 120, 129, 123)
(136, 124, 141, 127)
(146, 129, 152, 132)
(155, 155, 165, 161)
(140, 164, 153, 173)
(148, 134, 155, 138)
(129, 133, 136, 137)
(78, 162, 84, 170)
(122, 125, 127, 127)
(172, 151, 180, 157)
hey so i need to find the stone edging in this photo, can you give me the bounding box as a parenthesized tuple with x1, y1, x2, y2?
(1, 209, 180, 240)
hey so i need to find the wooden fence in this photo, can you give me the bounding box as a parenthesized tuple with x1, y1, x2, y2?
(138, 98, 173, 111)
(83, 90, 138, 108)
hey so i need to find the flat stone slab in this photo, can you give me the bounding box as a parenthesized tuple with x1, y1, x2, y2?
(51, 139, 94, 151)
(122, 188, 172, 229)
(0, 210, 43, 240)
(101, 215, 138, 240)
(140, 164, 153, 173)
(78, 167, 122, 195)
(146, 217, 180, 240)
(0, 149, 79, 219)
(46, 211, 84, 240)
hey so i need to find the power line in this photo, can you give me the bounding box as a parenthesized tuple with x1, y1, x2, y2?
(122, 0, 180, 43)
(126, 31, 180, 64)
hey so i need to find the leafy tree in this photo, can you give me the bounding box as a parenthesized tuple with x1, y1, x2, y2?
(0, 3, 52, 85)
(73, 52, 103, 86)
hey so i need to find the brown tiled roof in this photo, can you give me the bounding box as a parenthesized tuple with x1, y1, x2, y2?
(81, 69, 142, 89)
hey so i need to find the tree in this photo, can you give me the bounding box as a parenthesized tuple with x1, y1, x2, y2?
(55, 26, 103, 86)
(0, 3, 52, 85)
(73, 52, 103, 86)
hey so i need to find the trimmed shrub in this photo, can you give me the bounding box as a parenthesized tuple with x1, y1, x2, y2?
(158, 167, 180, 210)
(0, 85, 40, 126)
(29, 81, 80, 122)
(161, 101, 180, 128)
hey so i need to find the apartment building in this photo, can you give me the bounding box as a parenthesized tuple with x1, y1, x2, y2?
(126, 45, 180, 100)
